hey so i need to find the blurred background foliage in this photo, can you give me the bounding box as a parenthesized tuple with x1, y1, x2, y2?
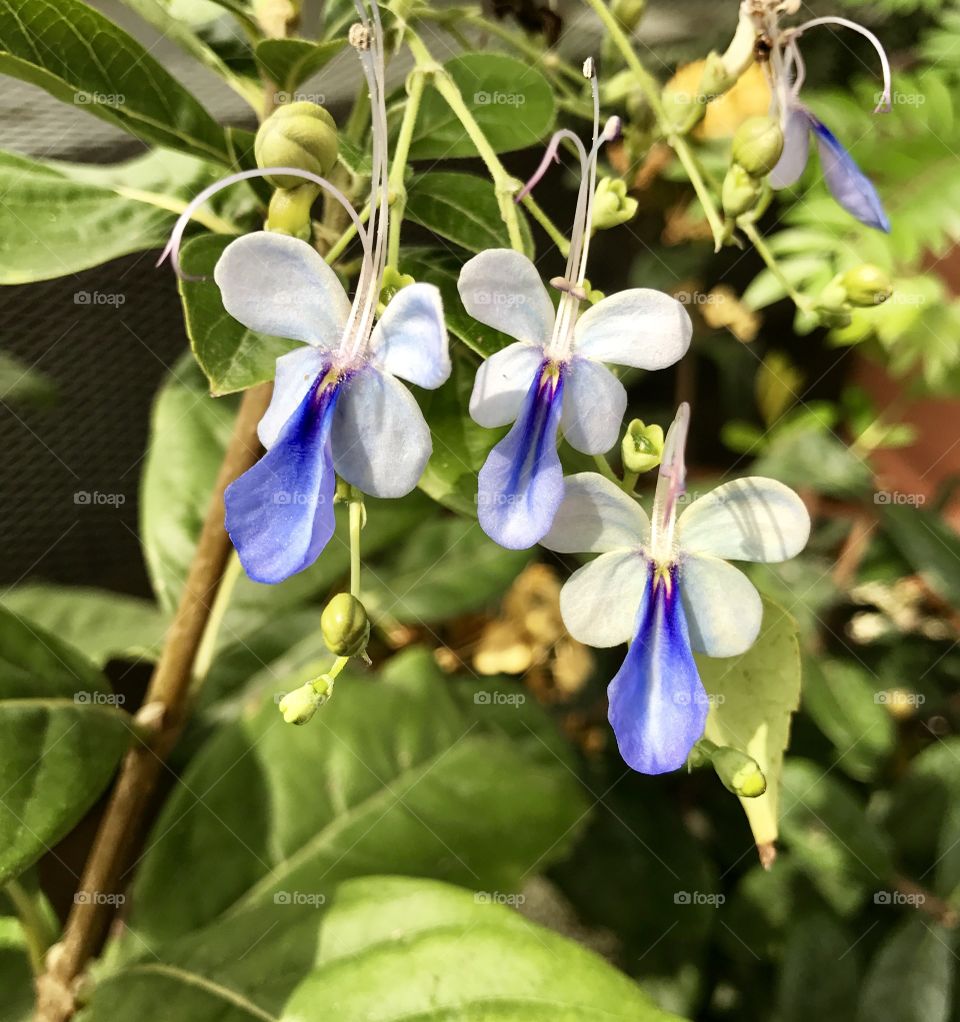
(0, 0, 959, 1020)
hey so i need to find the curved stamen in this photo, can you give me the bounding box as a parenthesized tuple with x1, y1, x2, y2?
(516, 129, 589, 202)
(791, 16, 892, 113)
(649, 401, 690, 564)
(158, 167, 371, 279)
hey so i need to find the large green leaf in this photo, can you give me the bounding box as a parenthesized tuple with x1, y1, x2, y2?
(0, 585, 167, 667)
(410, 53, 555, 160)
(775, 912, 860, 1022)
(178, 234, 299, 397)
(0, 608, 130, 883)
(406, 171, 533, 256)
(85, 877, 685, 1022)
(882, 503, 960, 607)
(856, 917, 955, 1022)
(126, 648, 588, 948)
(0, 148, 235, 284)
(140, 357, 238, 613)
(0, 0, 230, 162)
(361, 517, 529, 625)
(0, 916, 33, 1022)
(700, 597, 801, 849)
(255, 37, 347, 93)
(779, 758, 896, 915)
(416, 349, 501, 516)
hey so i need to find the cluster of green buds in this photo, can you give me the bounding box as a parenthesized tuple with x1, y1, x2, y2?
(814, 264, 893, 327)
(621, 418, 664, 475)
(689, 739, 766, 798)
(721, 116, 784, 223)
(592, 178, 638, 231)
(256, 101, 339, 238)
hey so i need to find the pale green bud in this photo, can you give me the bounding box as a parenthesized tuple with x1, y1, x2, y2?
(712, 747, 767, 798)
(278, 683, 320, 725)
(611, 0, 645, 31)
(592, 178, 638, 231)
(731, 116, 784, 177)
(380, 266, 415, 308)
(722, 163, 763, 219)
(841, 264, 893, 307)
(621, 419, 664, 474)
(321, 593, 370, 657)
(255, 101, 339, 190)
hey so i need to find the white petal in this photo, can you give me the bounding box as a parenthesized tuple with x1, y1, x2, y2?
(213, 232, 351, 347)
(561, 357, 627, 455)
(679, 553, 762, 657)
(470, 342, 544, 428)
(332, 366, 431, 498)
(559, 550, 649, 648)
(368, 282, 450, 388)
(457, 248, 555, 346)
(678, 477, 811, 563)
(770, 106, 811, 189)
(573, 289, 692, 369)
(542, 472, 649, 553)
(257, 345, 327, 450)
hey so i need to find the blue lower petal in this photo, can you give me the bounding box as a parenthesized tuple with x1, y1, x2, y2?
(225, 371, 341, 584)
(811, 116, 890, 232)
(607, 563, 708, 774)
(477, 361, 565, 549)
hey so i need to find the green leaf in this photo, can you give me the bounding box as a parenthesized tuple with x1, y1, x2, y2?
(361, 518, 529, 625)
(0, 585, 167, 667)
(406, 171, 533, 256)
(416, 349, 501, 516)
(0, 148, 235, 284)
(800, 657, 895, 782)
(255, 37, 347, 93)
(410, 53, 555, 160)
(751, 426, 872, 499)
(700, 597, 801, 849)
(776, 912, 860, 1022)
(779, 758, 896, 915)
(0, 351, 56, 407)
(0, 915, 33, 1022)
(0, 608, 130, 883)
(336, 135, 372, 176)
(0, 0, 230, 163)
(87, 877, 684, 1022)
(882, 503, 960, 607)
(126, 648, 589, 947)
(141, 357, 238, 612)
(402, 247, 514, 357)
(856, 917, 955, 1022)
(178, 234, 300, 396)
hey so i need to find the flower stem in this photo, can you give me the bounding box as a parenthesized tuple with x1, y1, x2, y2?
(191, 550, 242, 688)
(407, 32, 525, 252)
(324, 202, 371, 266)
(583, 0, 726, 250)
(740, 220, 811, 311)
(521, 194, 570, 257)
(592, 453, 620, 484)
(6, 880, 56, 977)
(349, 497, 363, 600)
(386, 68, 427, 271)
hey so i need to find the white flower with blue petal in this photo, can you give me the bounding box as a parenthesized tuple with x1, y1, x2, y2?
(162, 5, 449, 585)
(765, 13, 892, 232)
(457, 68, 691, 550)
(540, 403, 810, 775)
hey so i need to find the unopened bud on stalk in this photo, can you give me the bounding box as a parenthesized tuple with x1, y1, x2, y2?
(621, 419, 664, 474)
(731, 116, 784, 177)
(611, 0, 646, 31)
(278, 683, 320, 725)
(255, 101, 339, 190)
(841, 264, 893, 307)
(711, 746, 766, 797)
(592, 178, 639, 230)
(722, 164, 763, 218)
(380, 266, 415, 307)
(321, 593, 370, 657)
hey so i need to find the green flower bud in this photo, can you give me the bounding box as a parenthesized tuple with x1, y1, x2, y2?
(711, 747, 766, 798)
(600, 69, 639, 108)
(278, 683, 320, 725)
(722, 163, 763, 219)
(611, 0, 645, 31)
(380, 266, 415, 308)
(592, 178, 639, 231)
(621, 419, 664, 474)
(321, 593, 370, 657)
(661, 86, 704, 135)
(731, 116, 784, 177)
(841, 264, 893, 307)
(696, 52, 734, 103)
(255, 101, 339, 190)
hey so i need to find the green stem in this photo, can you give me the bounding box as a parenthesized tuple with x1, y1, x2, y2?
(583, 0, 726, 249)
(592, 453, 620, 484)
(621, 470, 639, 493)
(113, 187, 239, 235)
(387, 69, 428, 271)
(192, 551, 242, 688)
(521, 195, 570, 257)
(324, 202, 371, 265)
(6, 880, 56, 976)
(740, 221, 811, 311)
(349, 498, 363, 600)
(407, 33, 525, 252)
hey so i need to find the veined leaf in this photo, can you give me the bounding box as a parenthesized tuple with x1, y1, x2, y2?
(125, 648, 589, 948)
(0, 0, 231, 163)
(255, 37, 347, 94)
